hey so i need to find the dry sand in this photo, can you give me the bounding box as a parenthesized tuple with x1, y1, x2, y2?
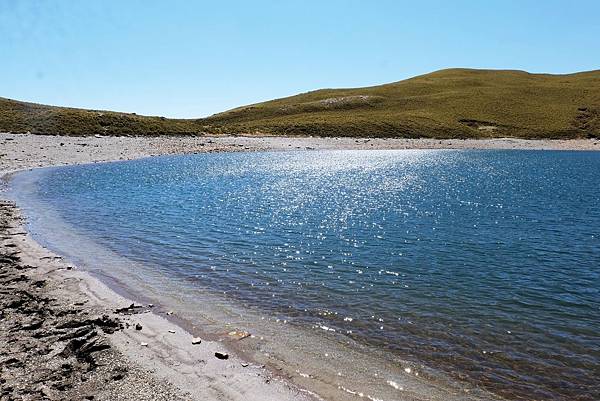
(1, 132, 598, 401)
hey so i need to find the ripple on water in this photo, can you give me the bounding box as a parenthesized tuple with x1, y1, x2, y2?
(10, 149, 600, 401)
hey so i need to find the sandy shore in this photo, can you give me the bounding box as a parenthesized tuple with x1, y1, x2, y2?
(1, 132, 598, 401)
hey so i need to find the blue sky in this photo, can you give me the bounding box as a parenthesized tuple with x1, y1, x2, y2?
(1, 0, 599, 118)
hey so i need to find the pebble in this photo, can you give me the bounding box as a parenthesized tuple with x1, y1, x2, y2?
(168, 329, 176, 333)
(141, 342, 148, 347)
(135, 323, 142, 331)
(215, 352, 229, 360)
(191, 337, 202, 345)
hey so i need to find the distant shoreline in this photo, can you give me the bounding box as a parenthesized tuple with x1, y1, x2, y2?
(0, 132, 597, 401)
(1, 133, 599, 165)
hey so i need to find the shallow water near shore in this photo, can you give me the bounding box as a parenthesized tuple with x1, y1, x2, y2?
(9, 149, 600, 401)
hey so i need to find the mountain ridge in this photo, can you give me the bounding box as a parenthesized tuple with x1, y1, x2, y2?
(2, 68, 599, 138)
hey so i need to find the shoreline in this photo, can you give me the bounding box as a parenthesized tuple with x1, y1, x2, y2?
(2, 133, 597, 401)
(0, 201, 314, 401)
(0, 133, 319, 401)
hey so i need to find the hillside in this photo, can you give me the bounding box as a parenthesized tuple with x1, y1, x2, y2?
(2, 68, 600, 138)
(204, 68, 600, 139)
(0, 97, 201, 136)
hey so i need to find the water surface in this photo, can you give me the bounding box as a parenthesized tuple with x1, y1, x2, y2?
(11, 150, 600, 400)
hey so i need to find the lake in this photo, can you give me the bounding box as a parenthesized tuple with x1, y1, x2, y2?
(10, 150, 600, 401)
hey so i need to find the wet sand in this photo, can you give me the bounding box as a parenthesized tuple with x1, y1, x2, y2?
(1, 132, 598, 401)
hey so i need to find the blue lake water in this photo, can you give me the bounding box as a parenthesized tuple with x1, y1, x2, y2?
(10, 150, 600, 400)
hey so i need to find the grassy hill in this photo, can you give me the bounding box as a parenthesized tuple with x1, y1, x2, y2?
(2, 68, 600, 138)
(204, 68, 600, 139)
(0, 97, 202, 136)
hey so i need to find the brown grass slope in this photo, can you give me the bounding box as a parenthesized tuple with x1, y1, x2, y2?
(1, 68, 599, 138)
(0, 97, 201, 136)
(204, 68, 600, 138)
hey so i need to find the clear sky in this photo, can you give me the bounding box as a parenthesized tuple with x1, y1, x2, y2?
(1, 0, 599, 118)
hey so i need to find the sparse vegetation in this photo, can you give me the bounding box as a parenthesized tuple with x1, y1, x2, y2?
(0, 97, 202, 136)
(2, 68, 600, 138)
